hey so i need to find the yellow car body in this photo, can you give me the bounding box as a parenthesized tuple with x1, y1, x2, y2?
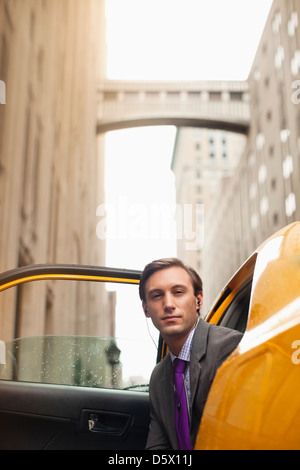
(195, 222, 300, 450)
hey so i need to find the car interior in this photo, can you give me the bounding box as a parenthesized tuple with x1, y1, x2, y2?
(217, 277, 253, 333)
(0, 275, 154, 450)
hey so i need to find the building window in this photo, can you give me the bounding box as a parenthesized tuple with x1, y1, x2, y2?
(282, 155, 294, 179)
(275, 45, 284, 69)
(280, 129, 291, 142)
(256, 133, 265, 150)
(285, 192, 296, 217)
(288, 11, 298, 37)
(272, 11, 282, 34)
(229, 91, 243, 101)
(258, 164, 267, 184)
(209, 91, 221, 101)
(103, 91, 117, 101)
(291, 50, 300, 76)
(260, 196, 269, 216)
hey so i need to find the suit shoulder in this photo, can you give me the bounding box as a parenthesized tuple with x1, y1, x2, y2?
(206, 323, 243, 363)
(208, 323, 243, 342)
(149, 353, 170, 383)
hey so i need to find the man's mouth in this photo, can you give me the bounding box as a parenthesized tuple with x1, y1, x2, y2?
(163, 315, 180, 322)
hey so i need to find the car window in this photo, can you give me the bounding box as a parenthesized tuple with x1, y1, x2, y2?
(205, 253, 257, 333)
(0, 278, 158, 391)
(216, 277, 253, 333)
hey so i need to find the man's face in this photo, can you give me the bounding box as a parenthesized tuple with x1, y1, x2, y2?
(142, 266, 203, 346)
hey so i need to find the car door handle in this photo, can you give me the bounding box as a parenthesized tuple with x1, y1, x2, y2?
(82, 410, 132, 437)
(88, 413, 123, 433)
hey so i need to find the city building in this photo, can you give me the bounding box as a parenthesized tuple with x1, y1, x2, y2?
(172, 127, 246, 275)
(201, 0, 300, 311)
(0, 0, 109, 341)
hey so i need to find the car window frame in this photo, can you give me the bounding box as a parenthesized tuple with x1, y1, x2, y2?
(0, 264, 163, 391)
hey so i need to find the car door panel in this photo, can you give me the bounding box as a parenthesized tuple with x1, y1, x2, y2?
(0, 266, 156, 449)
(0, 380, 150, 449)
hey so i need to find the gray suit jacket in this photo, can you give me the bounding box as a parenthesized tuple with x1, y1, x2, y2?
(145, 318, 243, 449)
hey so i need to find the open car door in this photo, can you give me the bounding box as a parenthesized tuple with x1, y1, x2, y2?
(0, 265, 161, 450)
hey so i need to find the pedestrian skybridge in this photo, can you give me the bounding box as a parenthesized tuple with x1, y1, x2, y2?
(96, 79, 250, 135)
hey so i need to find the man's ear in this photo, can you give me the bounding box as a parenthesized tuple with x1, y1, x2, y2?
(196, 292, 203, 311)
(142, 300, 150, 317)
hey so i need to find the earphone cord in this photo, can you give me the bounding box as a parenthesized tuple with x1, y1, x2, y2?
(145, 317, 158, 350)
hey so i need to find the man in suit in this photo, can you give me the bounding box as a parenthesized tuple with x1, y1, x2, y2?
(139, 258, 243, 450)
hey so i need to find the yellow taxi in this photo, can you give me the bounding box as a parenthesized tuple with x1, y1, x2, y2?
(195, 221, 300, 450)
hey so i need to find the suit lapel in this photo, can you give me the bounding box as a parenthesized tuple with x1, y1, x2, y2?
(189, 319, 209, 406)
(162, 354, 178, 448)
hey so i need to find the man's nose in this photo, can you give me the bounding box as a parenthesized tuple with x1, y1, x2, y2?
(163, 293, 175, 310)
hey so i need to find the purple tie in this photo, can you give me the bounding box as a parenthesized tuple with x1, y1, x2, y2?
(173, 358, 192, 450)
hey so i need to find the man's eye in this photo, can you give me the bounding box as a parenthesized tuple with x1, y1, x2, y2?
(152, 293, 162, 299)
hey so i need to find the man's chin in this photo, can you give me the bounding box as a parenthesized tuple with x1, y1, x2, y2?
(161, 324, 187, 339)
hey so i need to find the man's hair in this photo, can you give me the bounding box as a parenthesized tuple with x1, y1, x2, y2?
(139, 257, 203, 302)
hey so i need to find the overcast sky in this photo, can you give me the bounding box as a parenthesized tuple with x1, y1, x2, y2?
(106, 0, 273, 80)
(104, 0, 273, 271)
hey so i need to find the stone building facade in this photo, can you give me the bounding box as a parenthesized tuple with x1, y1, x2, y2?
(202, 0, 300, 310)
(0, 0, 108, 341)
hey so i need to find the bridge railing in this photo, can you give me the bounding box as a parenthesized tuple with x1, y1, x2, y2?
(96, 80, 250, 133)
